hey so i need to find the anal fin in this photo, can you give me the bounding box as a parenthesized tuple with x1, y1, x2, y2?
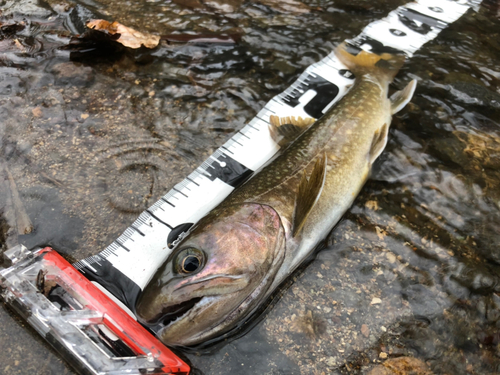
(292, 153, 327, 237)
(390, 79, 417, 115)
(269, 115, 315, 147)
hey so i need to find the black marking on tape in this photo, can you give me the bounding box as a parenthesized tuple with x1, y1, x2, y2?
(238, 131, 251, 139)
(247, 123, 259, 131)
(428, 6, 443, 13)
(115, 240, 131, 252)
(147, 210, 173, 229)
(204, 154, 253, 187)
(173, 187, 188, 197)
(161, 197, 175, 207)
(221, 145, 234, 154)
(131, 225, 145, 236)
(390, 28, 407, 37)
(397, 8, 446, 34)
(232, 138, 244, 147)
(282, 73, 341, 119)
(339, 69, 355, 79)
(186, 176, 200, 186)
(346, 35, 405, 56)
(77, 257, 142, 311)
(167, 222, 194, 249)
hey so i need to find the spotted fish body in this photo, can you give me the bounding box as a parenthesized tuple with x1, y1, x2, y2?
(136, 43, 417, 346)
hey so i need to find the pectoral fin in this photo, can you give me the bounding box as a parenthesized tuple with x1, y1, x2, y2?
(292, 153, 327, 237)
(269, 115, 315, 147)
(369, 123, 389, 165)
(390, 79, 417, 115)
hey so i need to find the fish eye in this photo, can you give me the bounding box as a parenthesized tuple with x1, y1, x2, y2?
(174, 247, 204, 275)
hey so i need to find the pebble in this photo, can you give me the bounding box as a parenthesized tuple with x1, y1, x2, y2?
(371, 297, 382, 305)
(361, 324, 370, 338)
(385, 252, 396, 264)
(32, 107, 43, 117)
(326, 357, 336, 366)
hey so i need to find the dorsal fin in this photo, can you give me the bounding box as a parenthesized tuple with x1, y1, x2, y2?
(269, 115, 315, 147)
(292, 153, 327, 237)
(390, 79, 417, 115)
(369, 123, 389, 165)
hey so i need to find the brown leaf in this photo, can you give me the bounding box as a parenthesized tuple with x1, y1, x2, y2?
(86, 20, 160, 49)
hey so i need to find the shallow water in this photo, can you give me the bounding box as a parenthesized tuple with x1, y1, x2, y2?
(1, 0, 500, 374)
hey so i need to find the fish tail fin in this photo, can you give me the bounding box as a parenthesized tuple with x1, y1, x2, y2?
(334, 42, 406, 81)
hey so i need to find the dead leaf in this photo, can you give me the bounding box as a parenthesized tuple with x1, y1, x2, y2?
(86, 20, 160, 49)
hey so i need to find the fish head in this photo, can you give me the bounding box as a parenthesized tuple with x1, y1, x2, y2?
(135, 203, 285, 346)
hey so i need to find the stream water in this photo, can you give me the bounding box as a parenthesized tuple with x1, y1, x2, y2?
(1, 0, 500, 374)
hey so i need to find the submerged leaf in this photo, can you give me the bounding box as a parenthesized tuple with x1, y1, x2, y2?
(86, 19, 160, 49)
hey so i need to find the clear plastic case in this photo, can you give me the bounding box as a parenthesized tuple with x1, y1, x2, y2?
(0, 245, 190, 375)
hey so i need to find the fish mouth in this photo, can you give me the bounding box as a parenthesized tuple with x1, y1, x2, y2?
(146, 297, 203, 327)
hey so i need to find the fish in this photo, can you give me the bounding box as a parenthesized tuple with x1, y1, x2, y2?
(135, 42, 417, 346)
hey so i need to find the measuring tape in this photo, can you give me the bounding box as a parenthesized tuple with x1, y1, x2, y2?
(73, 0, 482, 313)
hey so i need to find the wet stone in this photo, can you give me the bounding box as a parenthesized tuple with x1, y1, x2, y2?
(50, 62, 95, 86)
(1, 0, 54, 17)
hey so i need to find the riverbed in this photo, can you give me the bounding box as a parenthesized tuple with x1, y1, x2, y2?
(1, 0, 500, 374)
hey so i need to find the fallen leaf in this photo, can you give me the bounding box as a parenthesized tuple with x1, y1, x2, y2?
(86, 20, 160, 49)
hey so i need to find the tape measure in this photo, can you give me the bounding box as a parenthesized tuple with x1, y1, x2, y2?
(73, 0, 482, 312)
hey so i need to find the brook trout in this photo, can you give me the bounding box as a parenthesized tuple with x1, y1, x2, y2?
(136, 43, 417, 346)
